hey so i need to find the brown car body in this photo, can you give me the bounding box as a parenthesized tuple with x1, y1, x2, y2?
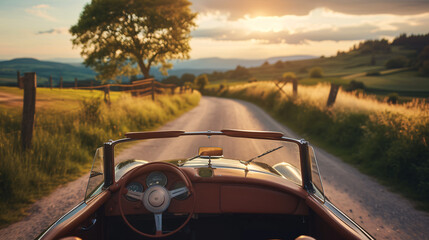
(38, 130, 374, 240)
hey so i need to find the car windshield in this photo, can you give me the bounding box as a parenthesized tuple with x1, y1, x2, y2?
(114, 135, 302, 182)
(85, 133, 325, 201)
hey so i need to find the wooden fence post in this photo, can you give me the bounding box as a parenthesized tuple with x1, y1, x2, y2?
(151, 79, 155, 101)
(104, 85, 110, 104)
(49, 75, 53, 89)
(90, 80, 93, 92)
(326, 84, 340, 107)
(60, 77, 63, 89)
(21, 72, 37, 150)
(75, 78, 78, 89)
(292, 78, 298, 98)
(17, 71, 24, 89)
(171, 86, 175, 95)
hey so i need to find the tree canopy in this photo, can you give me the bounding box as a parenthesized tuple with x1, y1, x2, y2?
(70, 0, 196, 81)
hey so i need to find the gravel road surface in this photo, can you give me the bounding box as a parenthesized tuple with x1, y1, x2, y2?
(1, 96, 428, 239)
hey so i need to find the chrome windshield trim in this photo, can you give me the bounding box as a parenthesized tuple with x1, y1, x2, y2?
(37, 202, 87, 240)
(323, 198, 375, 240)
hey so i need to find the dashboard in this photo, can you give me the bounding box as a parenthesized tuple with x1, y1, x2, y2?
(105, 166, 309, 217)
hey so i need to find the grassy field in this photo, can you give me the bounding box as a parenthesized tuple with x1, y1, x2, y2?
(0, 87, 200, 226)
(207, 46, 429, 98)
(205, 82, 429, 209)
(355, 71, 429, 92)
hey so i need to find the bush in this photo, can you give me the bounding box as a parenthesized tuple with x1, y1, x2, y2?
(194, 74, 209, 91)
(282, 72, 297, 80)
(386, 56, 408, 69)
(309, 67, 323, 78)
(80, 98, 102, 123)
(387, 93, 399, 104)
(419, 61, 429, 76)
(345, 80, 366, 92)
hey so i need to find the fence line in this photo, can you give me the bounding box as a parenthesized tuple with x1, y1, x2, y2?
(16, 71, 187, 103)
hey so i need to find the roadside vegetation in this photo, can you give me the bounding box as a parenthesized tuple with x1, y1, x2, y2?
(0, 87, 200, 226)
(206, 82, 429, 209)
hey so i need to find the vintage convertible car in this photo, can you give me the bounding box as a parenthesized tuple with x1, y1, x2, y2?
(38, 129, 374, 240)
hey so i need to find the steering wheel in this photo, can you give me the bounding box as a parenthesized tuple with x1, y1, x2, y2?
(118, 162, 195, 238)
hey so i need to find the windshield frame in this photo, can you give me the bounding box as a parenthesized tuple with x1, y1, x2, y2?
(102, 129, 317, 193)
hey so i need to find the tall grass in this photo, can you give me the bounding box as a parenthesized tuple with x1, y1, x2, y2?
(0, 92, 200, 226)
(207, 82, 429, 207)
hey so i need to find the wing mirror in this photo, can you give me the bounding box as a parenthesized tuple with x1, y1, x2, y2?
(198, 147, 223, 157)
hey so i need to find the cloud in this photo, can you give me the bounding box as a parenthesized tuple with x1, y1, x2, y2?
(192, 0, 429, 19)
(36, 28, 69, 35)
(25, 4, 56, 22)
(192, 8, 429, 44)
(192, 22, 428, 44)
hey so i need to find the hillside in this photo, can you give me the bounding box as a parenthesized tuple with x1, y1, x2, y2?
(0, 58, 96, 86)
(0, 56, 316, 86)
(203, 45, 429, 97)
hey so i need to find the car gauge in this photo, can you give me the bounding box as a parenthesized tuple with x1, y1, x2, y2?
(146, 171, 167, 187)
(126, 182, 144, 201)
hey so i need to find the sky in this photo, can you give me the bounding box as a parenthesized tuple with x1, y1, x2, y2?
(0, 0, 428, 61)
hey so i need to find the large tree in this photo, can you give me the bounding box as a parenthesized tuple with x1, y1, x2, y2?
(70, 0, 196, 81)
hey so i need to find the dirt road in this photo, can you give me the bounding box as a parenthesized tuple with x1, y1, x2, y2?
(1, 96, 428, 239)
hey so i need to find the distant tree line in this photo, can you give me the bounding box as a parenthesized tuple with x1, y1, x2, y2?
(339, 33, 429, 75)
(204, 65, 252, 81)
(391, 33, 429, 52)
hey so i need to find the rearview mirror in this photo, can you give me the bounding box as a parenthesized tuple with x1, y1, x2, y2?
(198, 147, 223, 157)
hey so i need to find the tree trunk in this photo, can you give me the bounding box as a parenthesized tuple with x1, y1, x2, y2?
(137, 59, 150, 79)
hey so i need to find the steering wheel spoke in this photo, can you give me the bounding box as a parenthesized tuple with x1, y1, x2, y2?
(169, 186, 189, 198)
(154, 213, 162, 235)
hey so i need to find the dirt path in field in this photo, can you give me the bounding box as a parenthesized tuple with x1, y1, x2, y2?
(0, 90, 51, 108)
(1, 96, 428, 239)
(0, 92, 23, 106)
(341, 67, 411, 80)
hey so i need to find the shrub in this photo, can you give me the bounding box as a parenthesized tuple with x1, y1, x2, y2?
(80, 98, 102, 123)
(345, 80, 366, 92)
(419, 61, 429, 76)
(282, 72, 297, 80)
(194, 74, 209, 91)
(387, 93, 399, 104)
(309, 67, 323, 78)
(386, 56, 408, 69)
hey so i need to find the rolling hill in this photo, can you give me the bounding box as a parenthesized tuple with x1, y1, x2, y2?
(203, 46, 429, 97)
(0, 58, 95, 86)
(0, 55, 317, 86)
